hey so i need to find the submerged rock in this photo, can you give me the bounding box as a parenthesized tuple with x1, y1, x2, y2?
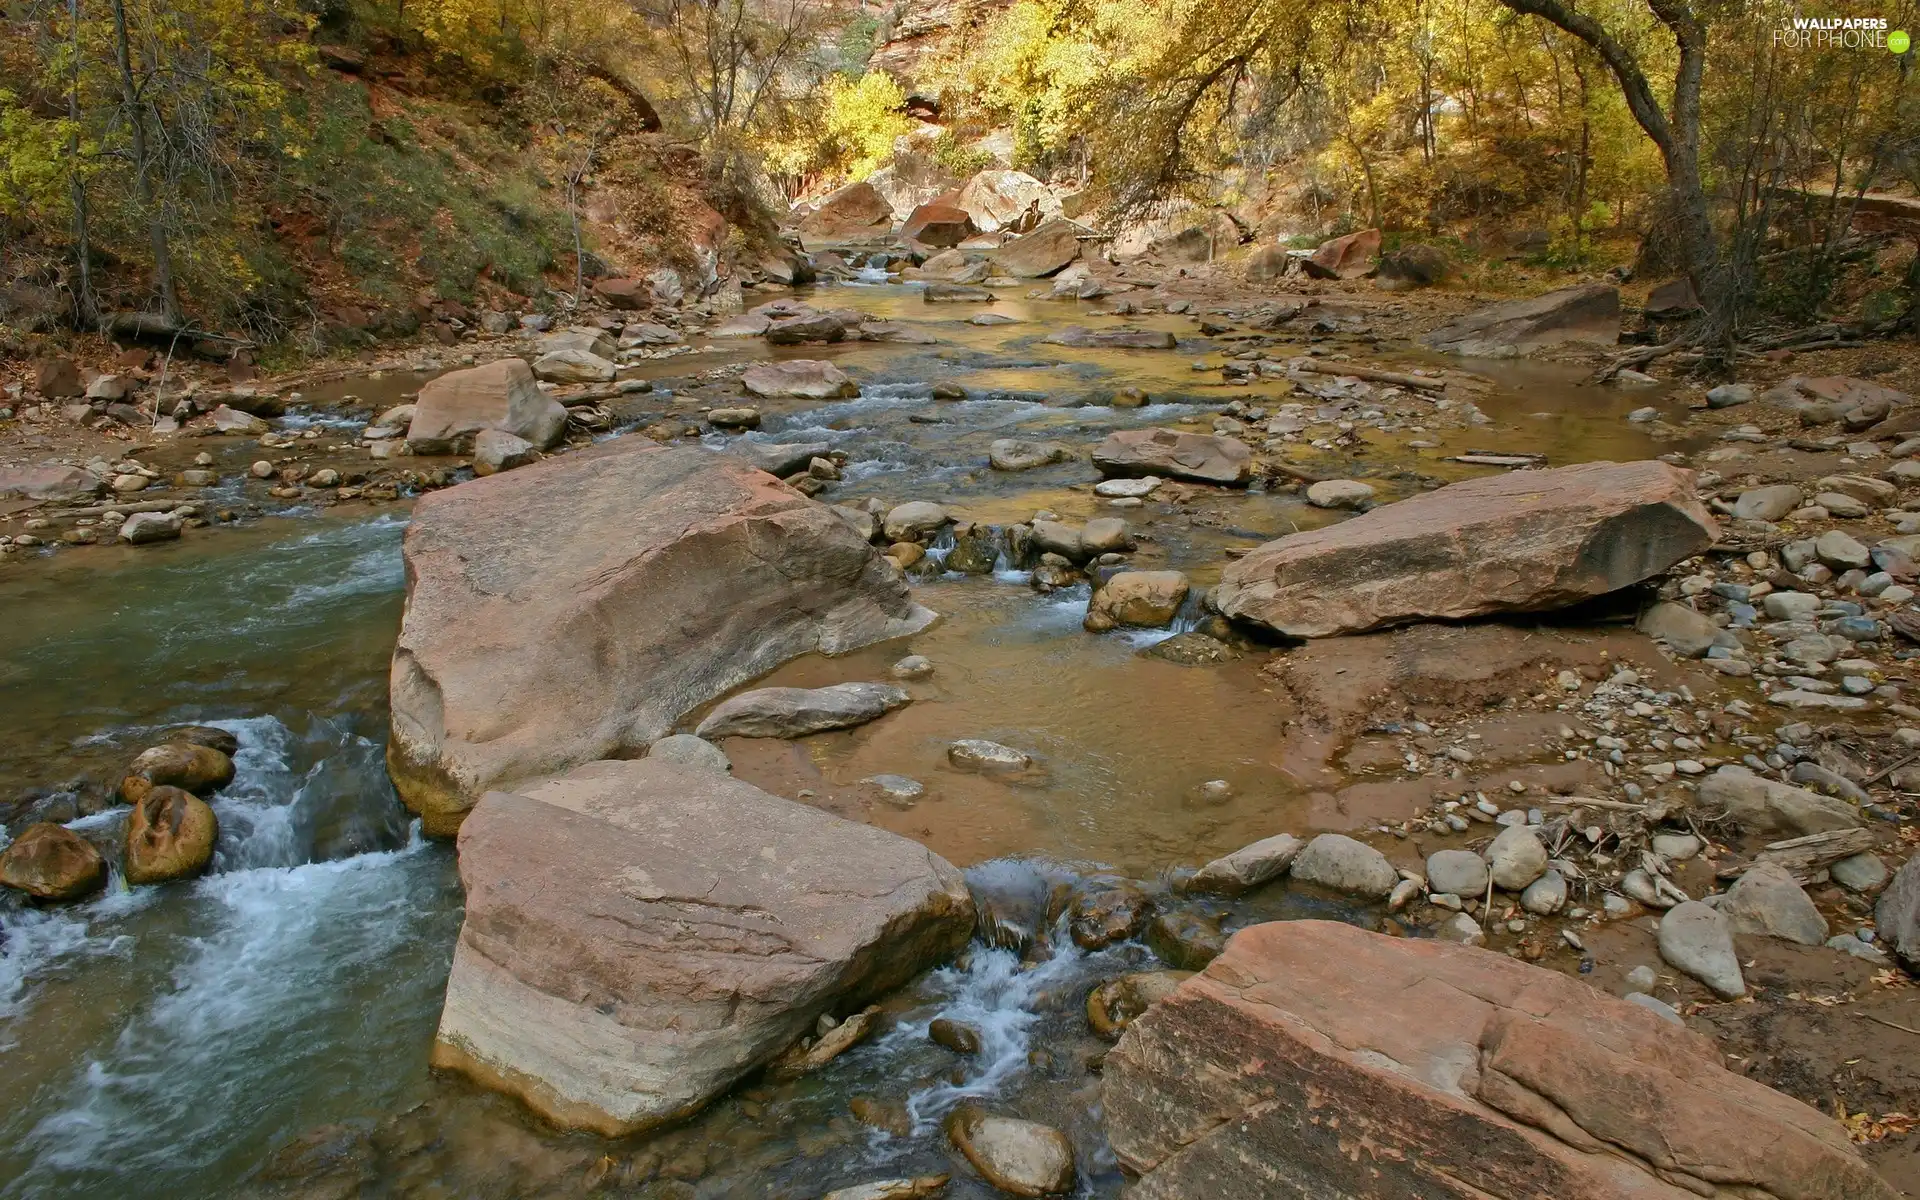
(387, 440, 933, 835)
(821, 1178, 949, 1200)
(1146, 909, 1227, 971)
(0, 822, 108, 901)
(1068, 879, 1151, 949)
(1041, 326, 1177, 350)
(1105, 921, 1887, 1199)
(948, 739, 1032, 773)
(929, 1016, 982, 1055)
(432, 759, 973, 1136)
(1214, 461, 1716, 639)
(124, 786, 218, 885)
(694, 683, 911, 739)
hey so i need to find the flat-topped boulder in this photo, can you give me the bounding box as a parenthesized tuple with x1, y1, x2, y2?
(741, 360, 858, 399)
(1105, 920, 1893, 1200)
(433, 759, 973, 1136)
(993, 218, 1085, 278)
(0, 463, 104, 503)
(387, 439, 934, 835)
(1424, 283, 1621, 357)
(406, 358, 568, 455)
(1213, 460, 1716, 638)
(1093, 429, 1253, 487)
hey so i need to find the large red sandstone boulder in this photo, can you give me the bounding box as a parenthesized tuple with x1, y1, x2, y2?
(1300, 227, 1380, 279)
(0, 464, 104, 503)
(1424, 283, 1621, 357)
(901, 202, 977, 248)
(386, 439, 934, 835)
(993, 218, 1085, 278)
(1092, 429, 1252, 487)
(590, 277, 650, 310)
(405, 358, 568, 455)
(799, 180, 895, 241)
(1213, 460, 1716, 638)
(433, 759, 973, 1135)
(1106, 921, 1894, 1199)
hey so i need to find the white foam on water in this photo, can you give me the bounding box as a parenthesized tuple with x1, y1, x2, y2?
(840, 458, 911, 482)
(276, 409, 364, 432)
(1020, 585, 1092, 634)
(207, 716, 308, 870)
(894, 938, 1094, 1131)
(274, 514, 409, 609)
(9, 832, 438, 1191)
(0, 888, 152, 1036)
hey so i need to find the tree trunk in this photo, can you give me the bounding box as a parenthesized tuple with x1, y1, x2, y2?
(1497, 0, 1724, 332)
(67, 0, 97, 329)
(107, 0, 180, 324)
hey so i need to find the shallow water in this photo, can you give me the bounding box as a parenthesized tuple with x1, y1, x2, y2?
(0, 279, 1671, 1197)
(0, 512, 462, 1199)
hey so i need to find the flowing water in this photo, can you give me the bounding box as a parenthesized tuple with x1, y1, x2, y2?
(0, 280, 1683, 1197)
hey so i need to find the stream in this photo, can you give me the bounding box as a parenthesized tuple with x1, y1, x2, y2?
(0, 279, 1685, 1197)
